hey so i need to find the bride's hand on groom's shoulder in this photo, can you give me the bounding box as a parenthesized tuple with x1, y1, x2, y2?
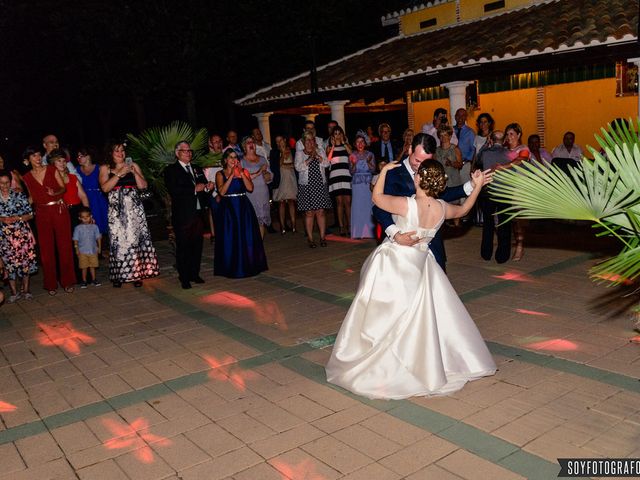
(382, 162, 401, 172)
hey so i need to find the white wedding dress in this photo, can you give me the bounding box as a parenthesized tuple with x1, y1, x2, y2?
(326, 197, 496, 400)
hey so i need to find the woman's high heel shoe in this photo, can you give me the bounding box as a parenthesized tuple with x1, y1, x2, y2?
(308, 239, 317, 248)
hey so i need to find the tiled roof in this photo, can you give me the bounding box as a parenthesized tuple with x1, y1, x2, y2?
(381, 0, 454, 26)
(236, 0, 638, 107)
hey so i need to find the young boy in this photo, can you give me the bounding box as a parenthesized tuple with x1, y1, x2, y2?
(72, 207, 102, 288)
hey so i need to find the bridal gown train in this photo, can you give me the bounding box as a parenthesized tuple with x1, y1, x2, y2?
(326, 197, 496, 400)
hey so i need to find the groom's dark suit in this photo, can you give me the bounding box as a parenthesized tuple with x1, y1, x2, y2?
(164, 161, 210, 285)
(372, 160, 467, 272)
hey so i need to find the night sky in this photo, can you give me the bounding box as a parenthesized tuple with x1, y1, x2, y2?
(0, 0, 408, 161)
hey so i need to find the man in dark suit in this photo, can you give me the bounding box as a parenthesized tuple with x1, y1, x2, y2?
(373, 133, 492, 272)
(165, 141, 213, 289)
(368, 123, 401, 168)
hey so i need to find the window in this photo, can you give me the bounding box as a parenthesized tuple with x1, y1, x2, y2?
(484, 0, 505, 12)
(419, 18, 437, 29)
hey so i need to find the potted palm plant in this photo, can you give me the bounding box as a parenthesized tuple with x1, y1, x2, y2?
(126, 121, 208, 222)
(489, 119, 640, 324)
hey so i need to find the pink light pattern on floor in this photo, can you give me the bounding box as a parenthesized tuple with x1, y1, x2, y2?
(0, 401, 17, 413)
(37, 322, 96, 355)
(102, 417, 170, 464)
(271, 459, 328, 480)
(493, 271, 534, 282)
(202, 354, 257, 391)
(526, 338, 579, 351)
(202, 291, 287, 331)
(515, 309, 550, 317)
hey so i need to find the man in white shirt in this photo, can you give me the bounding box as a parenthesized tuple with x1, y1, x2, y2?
(252, 128, 271, 160)
(551, 131, 583, 161)
(41, 134, 79, 177)
(420, 108, 457, 147)
(295, 121, 324, 152)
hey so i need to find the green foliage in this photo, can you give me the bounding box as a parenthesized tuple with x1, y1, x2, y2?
(125, 121, 208, 199)
(489, 119, 640, 286)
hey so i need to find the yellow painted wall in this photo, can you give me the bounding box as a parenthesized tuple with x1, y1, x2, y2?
(401, 2, 457, 35)
(545, 78, 636, 152)
(413, 98, 452, 129)
(412, 78, 637, 151)
(413, 89, 538, 142)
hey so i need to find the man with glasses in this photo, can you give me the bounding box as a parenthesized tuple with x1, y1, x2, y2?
(164, 141, 213, 289)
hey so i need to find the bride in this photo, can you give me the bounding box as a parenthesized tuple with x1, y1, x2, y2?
(326, 152, 496, 400)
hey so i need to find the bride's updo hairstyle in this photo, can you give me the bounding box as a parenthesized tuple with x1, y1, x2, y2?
(417, 160, 447, 197)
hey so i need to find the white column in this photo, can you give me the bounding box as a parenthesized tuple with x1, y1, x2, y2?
(252, 112, 273, 144)
(441, 81, 473, 117)
(326, 100, 349, 130)
(628, 58, 640, 117)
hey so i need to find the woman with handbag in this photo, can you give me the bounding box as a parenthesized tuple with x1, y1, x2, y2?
(241, 135, 272, 239)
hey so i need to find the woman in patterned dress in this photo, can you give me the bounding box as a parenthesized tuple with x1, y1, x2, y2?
(99, 142, 159, 288)
(0, 170, 37, 302)
(241, 136, 272, 238)
(326, 126, 352, 236)
(296, 132, 332, 248)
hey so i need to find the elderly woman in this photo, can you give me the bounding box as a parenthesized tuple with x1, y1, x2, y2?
(77, 146, 109, 235)
(21, 147, 76, 295)
(0, 170, 37, 302)
(296, 131, 332, 248)
(241, 136, 272, 238)
(99, 142, 159, 288)
(214, 149, 267, 278)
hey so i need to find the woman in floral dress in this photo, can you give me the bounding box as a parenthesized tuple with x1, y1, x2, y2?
(99, 142, 159, 288)
(0, 170, 37, 302)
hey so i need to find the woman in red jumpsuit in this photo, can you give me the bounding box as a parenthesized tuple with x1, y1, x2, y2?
(21, 147, 76, 294)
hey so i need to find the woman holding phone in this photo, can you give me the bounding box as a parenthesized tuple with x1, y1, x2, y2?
(99, 142, 159, 287)
(214, 148, 267, 278)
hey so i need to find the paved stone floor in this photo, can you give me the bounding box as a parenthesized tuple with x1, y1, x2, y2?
(0, 221, 639, 479)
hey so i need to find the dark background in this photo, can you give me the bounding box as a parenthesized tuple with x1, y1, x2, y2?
(0, 0, 410, 163)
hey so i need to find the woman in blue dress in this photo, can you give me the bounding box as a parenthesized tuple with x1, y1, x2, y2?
(76, 147, 108, 235)
(214, 149, 268, 278)
(349, 135, 376, 238)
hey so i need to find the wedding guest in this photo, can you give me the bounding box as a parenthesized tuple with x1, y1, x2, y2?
(241, 136, 272, 238)
(474, 113, 495, 155)
(22, 147, 76, 295)
(395, 128, 414, 162)
(53, 151, 89, 230)
(271, 135, 297, 234)
(76, 146, 109, 235)
(296, 131, 332, 248)
(349, 135, 376, 239)
(200, 133, 224, 240)
(99, 142, 159, 288)
(504, 123, 530, 261)
(551, 131, 583, 162)
(326, 126, 352, 236)
(214, 149, 267, 278)
(527, 134, 552, 163)
(0, 170, 37, 302)
(72, 207, 102, 288)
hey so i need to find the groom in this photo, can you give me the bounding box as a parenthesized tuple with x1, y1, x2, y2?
(373, 133, 491, 272)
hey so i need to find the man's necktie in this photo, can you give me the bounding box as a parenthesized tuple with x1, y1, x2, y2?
(186, 164, 195, 180)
